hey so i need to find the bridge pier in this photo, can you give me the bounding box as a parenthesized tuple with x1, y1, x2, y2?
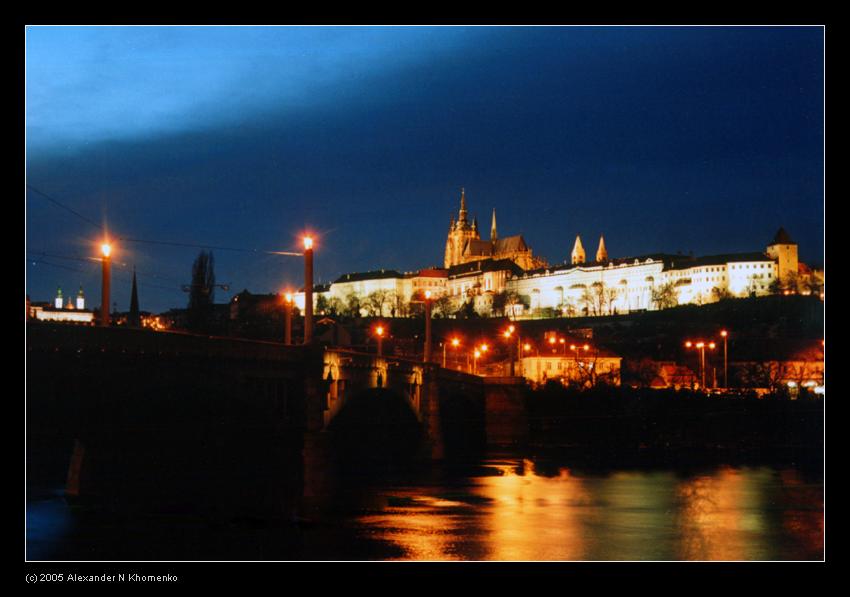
(483, 377, 529, 449)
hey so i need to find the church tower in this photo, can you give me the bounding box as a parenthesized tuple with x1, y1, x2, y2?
(128, 268, 141, 327)
(595, 235, 608, 263)
(571, 236, 586, 265)
(76, 285, 85, 310)
(490, 209, 498, 241)
(444, 188, 480, 268)
(55, 287, 63, 309)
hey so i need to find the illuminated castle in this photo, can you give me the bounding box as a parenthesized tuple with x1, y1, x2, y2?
(444, 189, 548, 271)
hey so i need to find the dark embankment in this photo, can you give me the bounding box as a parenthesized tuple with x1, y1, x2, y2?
(525, 383, 823, 470)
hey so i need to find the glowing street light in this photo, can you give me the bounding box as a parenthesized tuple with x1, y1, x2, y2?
(283, 292, 293, 345)
(685, 340, 715, 390)
(443, 336, 460, 368)
(303, 236, 314, 344)
(503, 324, 517, 376)
(719, 330, 729, 389)
(375, 324, 385, 356)
(100, 240, 112, 327)
(424, 290, 433, 364)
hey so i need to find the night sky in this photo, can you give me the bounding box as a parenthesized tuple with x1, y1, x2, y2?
(25, 26, 824, 314)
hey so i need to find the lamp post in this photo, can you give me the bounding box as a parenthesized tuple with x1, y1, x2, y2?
(284, 292, 293, 345)
(685, 340, 715, 390)
(569, 343, 589, 385)
(424, 290, 433, 363)
(100, 242, 112, 327)
(473, 349, 481, 375)
(720, 330, 729, 389)
(375, 324, 385, 357)
(303, 236, 314, 345)
(444, 337, 460, 369)
(503, 324, 516, 376)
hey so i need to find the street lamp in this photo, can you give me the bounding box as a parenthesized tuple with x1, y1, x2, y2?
(503, 324, 516, 376)
(303, 236, 314, 345)
(569, 343, 589, 384)
(284, 292, 293, 345)
(375, 324, 385, 356)
(685, 340, 715, 390)
(473, 349, 481, 375)
(444, 336, 460, 368)
(424, 290, 433, 364)
(720, 330, 729, 389)
(100, 241, 112, 327)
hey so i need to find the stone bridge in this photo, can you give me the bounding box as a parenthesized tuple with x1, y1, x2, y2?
(26, 324, 526, 517)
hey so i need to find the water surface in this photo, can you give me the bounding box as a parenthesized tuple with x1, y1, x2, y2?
(27, 457, 823, 561)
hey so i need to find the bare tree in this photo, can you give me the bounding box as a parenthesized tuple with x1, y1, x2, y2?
(651, 282, 679, 310)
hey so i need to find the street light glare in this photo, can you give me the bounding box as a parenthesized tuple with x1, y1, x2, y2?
(720, 330, 728, 337)
(101, 243, 112, 258)
(425, 290, 432, 300)
(284, 293, 293, 303)
(376, 325, 384, 337)
(303, 236, 313, 250)
(451, 338, 460, 347)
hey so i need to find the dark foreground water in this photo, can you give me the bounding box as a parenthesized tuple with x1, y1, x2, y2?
(27, 456, 823, 561)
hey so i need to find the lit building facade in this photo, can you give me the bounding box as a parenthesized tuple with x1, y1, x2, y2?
(291, 190, 816, 319)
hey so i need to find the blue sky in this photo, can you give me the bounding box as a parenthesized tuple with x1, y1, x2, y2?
(25, 26, 824, 313)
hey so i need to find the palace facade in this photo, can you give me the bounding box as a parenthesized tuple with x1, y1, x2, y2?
(294, 190, 821, 319)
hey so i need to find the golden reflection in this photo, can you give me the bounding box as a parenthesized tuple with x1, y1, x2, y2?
(475, 459, 590, 560)
(357, 492, 469, 561)
(675, 467, 770, 560)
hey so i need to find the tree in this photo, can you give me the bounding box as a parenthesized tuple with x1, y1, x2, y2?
(651, 282, 678, 310)
(186, 251, 215, 333)
(712, 286, 733, 302)
(491, 290, 508, 317)
(365, 290, 393, 317)
(325, 297, 345, 317)
(344, 292, 362, 318)
(433, 295, 455, 318)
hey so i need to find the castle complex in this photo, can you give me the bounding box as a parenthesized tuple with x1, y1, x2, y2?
(295, 189, 823, 318)
(444, 189, 548, 271)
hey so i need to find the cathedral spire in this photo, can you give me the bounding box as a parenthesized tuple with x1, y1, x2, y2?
(490, 208, 497, 241)
(458, 188, 468, 224)
(596, 235, 608, 263)
(571, 235, 586, 265)
(128, 267, 140, 327)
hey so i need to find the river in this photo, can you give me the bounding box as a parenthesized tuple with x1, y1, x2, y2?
(26, 456, 823, 561)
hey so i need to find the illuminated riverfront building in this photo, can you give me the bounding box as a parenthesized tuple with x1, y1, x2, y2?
(28, 285, 95, 324)
(294, 192, 823, 319)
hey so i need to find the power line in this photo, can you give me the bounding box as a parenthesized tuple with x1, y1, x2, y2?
(26, 184, 103, 231)
(28, 184, 303, 257)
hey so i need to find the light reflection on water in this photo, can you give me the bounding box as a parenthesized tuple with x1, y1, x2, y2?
(349, 460, 823, 561)
(26, 460, 823, 561)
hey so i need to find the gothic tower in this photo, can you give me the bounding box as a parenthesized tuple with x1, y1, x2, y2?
(595, 235, 608, 263)
(571, 236, 586, 265)
(128, 267, 141, 327)
(490, 209, 497, 241)
(443, 188, 480, 268)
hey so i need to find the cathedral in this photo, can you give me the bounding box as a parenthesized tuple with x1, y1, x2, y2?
(443, 189, 548, 271)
